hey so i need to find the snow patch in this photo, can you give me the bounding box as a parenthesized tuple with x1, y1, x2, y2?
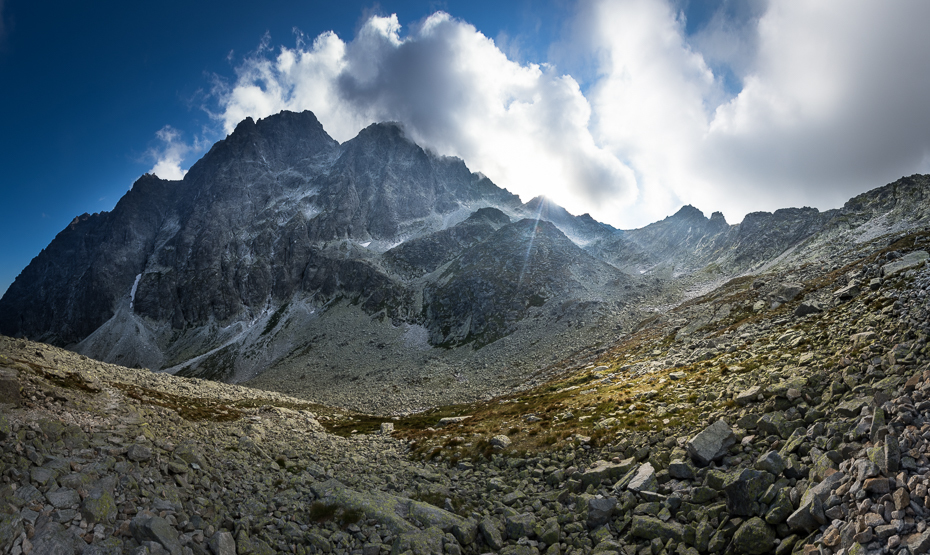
(361, 241, 371, 248)
(129, 273, 142, 310)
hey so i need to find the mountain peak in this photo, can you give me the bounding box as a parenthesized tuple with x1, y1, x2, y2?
(670, 204, 706, 221)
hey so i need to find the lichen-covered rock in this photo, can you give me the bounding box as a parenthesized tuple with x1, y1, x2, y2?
(130, 514, 183, 555)
(390, 527, 445, 555)
(479, 518, 504, 551)
(505, 513, 537, 540)
(586, 496, 618, 529)
(732, 517, 776, 555)
(0, 515, 23, 553)
(754, 450, 786, 475)
(630, 515, 684, 542)
(82, 488, 118, 524)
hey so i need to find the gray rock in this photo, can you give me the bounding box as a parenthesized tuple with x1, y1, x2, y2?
(451, 519, 478, 546)
(754, 450, 786, 476)
(127, 444, 153, 462)
(490, 435, 512, 450)
(794, 300, 822, 317)
(479, 518, 504, 551)
(0, 515, 23, 553)
(82, 488, 118, 524)
(834, 283, 861, 300)
(581, 458, 635, 489)
(586, 496, 618, 528)
(0, 367, 20, 407)
(686, 419, 736, 466)
(735, 385, 762, 405)
(882, 250, 928, 277)
(208, 530, 236, 555)
(630, 515, 684, 542)
(627, 463, 657, 493)
(724, 469, 769, 517)
(130, 514, 183, 555)
(437, 416, 469, 426)
(505, 513, 537, 539)
(774, 282, 804, 302)
(732, 517, 776, 555)
(46, 487, 80, 509)
(390, 527, 445, 555)
(667, 460, 694, 480)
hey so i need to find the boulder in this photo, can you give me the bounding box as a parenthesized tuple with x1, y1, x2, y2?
(686, 420, 736, 466)
(127, 444, 153, 462)
(581, 458, 636, 489)
(626, 463, 657, 493)
(130, 514, 183, 555)
(881, 250, 928, 277)
(735, 386, 762, 406)
(586, 496, 618, 528)
(390, 527, 444, 555)
(754, 451, 787, 476)
(479, 518, 504, 551)
(732, 517, 776, 555)
(794, 301, 822, 317)
(723, 469, 770, 517)
(833, 283, 861, 300)
(774, 282, 804, 302)
(0, 368, 20, 407)
(490, 435, 512, 450)
(630, 516, 684, 542)
(208, 530, 237, 555)
(505, 513, 537, 539)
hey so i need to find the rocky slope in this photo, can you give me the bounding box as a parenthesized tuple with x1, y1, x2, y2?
(2, 223, 930, 555)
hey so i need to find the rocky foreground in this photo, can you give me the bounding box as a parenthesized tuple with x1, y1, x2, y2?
(2, 232, 930, 555)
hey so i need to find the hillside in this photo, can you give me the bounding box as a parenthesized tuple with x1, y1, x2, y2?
(2, 225, 929, 555)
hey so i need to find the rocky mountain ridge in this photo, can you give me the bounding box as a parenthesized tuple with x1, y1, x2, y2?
(2, 110, 930, 414)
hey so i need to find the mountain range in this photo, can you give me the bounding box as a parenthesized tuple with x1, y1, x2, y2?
(2, 110, 930, 413)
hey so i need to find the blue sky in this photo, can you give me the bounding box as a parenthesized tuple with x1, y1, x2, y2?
(2, 0, 930, 297)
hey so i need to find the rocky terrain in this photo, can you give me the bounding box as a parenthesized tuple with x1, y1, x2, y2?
(2, 221, 930, 555)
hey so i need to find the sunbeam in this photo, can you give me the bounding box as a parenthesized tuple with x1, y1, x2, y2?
(517, 200, 546, 289)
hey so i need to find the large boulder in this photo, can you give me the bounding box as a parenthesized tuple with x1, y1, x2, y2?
(881, 251, 928, 277)
(732, 517, 776, 555)
(686, 420, 736, 466)
(631, 516, 684, 542)
(580, 458, 636, 489)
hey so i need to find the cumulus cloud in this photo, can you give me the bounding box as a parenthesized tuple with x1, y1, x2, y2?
(581, 0, 930, 225)
(148, 126, 193, 181)
(208, 2, 930, 228)
(215, 12, 637, 222)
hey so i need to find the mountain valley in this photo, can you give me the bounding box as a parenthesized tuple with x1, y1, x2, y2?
(2, 110, 930, 555)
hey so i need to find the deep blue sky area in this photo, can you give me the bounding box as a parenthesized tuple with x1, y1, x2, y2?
(0, 0, 580, 296)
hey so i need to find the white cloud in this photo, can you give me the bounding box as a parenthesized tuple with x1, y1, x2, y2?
(215, 12, 637, 221)
(581, 0, 930, 225)
(148, 126, 192, 181)
(209, 2, 930, 229)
